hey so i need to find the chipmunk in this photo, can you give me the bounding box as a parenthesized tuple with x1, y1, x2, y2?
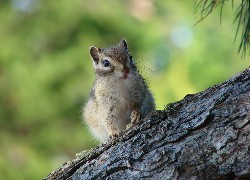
(83, 39, 155, 143)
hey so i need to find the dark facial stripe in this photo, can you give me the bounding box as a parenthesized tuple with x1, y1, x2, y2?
(95, 67, 115, 77)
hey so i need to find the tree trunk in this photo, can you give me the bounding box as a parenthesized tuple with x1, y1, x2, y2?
(45, 67, 250, 180)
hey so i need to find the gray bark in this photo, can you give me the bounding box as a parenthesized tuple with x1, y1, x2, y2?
(45, 67, 250, 180)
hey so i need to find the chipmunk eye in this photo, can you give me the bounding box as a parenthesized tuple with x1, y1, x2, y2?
(102, 59, 111, 67)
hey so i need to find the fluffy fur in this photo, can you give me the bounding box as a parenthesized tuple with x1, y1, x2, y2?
(84, 39, 155, 142)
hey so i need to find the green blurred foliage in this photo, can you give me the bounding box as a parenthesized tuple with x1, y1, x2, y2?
(0, 0, 249, 179)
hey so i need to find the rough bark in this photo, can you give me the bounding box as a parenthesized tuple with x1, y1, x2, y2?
(45, 67, 250, 180)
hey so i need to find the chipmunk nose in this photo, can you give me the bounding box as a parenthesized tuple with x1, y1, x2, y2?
(121, 66, 130, 74)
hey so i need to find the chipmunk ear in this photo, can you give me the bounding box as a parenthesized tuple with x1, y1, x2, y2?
(119, 38, 128, 51)
(90, 46, 101, 64)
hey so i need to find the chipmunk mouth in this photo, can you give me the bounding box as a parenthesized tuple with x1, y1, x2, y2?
(120, 68, 130, 79)
(121, 72, 129, 79)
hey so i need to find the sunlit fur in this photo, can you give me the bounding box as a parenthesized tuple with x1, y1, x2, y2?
(84, 39, 155, 142)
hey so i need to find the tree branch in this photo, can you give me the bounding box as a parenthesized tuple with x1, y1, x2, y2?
(194, 0, 250, 57)
(45, 66, 250, 179)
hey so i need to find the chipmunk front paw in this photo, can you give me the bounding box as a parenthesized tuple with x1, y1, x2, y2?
(109, 132, 121, 142)
(130, 109, 141, 124)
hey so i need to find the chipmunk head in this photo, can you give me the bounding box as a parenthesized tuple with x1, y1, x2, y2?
(89, 39, 136, 79)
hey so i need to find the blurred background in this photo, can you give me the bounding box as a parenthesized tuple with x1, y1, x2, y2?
(0, 0, 249, 179)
